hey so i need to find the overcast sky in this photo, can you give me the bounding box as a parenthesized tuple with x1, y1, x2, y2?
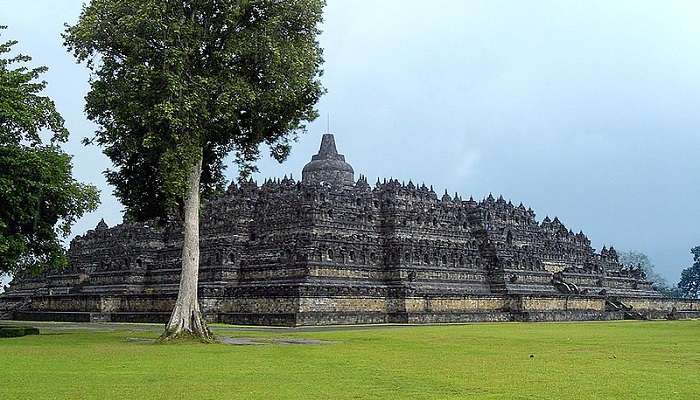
(1, 0, 699, 285)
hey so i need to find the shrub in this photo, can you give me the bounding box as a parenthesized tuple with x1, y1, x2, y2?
(0, 326, 40, 338)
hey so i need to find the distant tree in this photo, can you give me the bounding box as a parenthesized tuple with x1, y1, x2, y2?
(678, 247, 700, 299)
(64, 0, 326, 341)
(617, 250, 678, 295)
(0, 27, 99, 276)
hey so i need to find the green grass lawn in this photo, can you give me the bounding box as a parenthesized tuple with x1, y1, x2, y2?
(1, 320, 699, 399)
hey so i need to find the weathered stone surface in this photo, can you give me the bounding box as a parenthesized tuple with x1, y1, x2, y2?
(1, 134, 698, 325)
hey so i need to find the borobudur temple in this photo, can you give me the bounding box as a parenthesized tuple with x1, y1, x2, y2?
(1, 134, 699, 325)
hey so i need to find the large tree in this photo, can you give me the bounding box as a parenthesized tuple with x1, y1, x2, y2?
(64, 0, 325, 341)
(0, 27, 99, 276)
(678, 247, 700, 299)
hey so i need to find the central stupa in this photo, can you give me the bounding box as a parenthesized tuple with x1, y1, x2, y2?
(302, 133, 354, 185)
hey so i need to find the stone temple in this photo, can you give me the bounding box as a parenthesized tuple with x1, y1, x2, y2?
(1, 134, 698, 325)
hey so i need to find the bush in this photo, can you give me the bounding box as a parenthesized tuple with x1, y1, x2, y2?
(0, 326, 40, 338)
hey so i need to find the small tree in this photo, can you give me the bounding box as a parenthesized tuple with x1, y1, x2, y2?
(0, 27, 99, 276)
(678, 247, 700, 299)
(64, 0, 325, 341)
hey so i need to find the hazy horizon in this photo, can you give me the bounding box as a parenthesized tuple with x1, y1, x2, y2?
(1, 0, 699, 287)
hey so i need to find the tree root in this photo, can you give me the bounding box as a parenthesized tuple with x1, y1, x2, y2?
(158, 308, 214, 343)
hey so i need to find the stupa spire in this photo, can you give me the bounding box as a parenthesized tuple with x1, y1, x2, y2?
(317, 134, 339, 157)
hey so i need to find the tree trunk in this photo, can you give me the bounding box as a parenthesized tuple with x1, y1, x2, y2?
(159, 155, 214, 342)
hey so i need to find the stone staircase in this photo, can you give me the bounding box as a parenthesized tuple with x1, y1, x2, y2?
(552, 273, 581, 294)
(605, 298, 647, 320)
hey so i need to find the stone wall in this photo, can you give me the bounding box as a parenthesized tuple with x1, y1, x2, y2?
(6, 290, 700, 326)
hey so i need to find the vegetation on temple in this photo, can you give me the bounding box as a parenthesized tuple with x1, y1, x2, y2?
(64, 0, 326, 340)
(0, 27, 99, 276)
(678, 246, 700, 298)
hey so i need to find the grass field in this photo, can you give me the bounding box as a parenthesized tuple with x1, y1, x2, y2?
(1, 320, 699, 399)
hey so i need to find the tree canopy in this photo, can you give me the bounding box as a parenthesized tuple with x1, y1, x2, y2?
(678, 247, 700, 299)
(64, 0, 326, 222)
(0, 26, 99, 275)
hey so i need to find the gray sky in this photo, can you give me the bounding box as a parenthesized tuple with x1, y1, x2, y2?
(1, 0, 699, 285)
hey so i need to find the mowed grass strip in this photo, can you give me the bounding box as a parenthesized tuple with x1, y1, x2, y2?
(1, 320, 698, 400)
